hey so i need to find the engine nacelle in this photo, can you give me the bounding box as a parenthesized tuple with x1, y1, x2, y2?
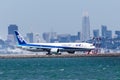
(50, 48, 59, 54)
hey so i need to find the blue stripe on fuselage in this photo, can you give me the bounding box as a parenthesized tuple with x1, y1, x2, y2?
(18, 43, 77, 49)
(17, 43, 91, 51)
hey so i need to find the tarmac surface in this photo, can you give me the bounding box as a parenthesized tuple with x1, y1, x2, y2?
(0, 53, 120, 59)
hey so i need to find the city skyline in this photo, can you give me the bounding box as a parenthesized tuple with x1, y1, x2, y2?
(0, 22, 119, 40)
(1, 24, 120, 50)
(5, 24, 120, 42)
(0, 0, 120, 39)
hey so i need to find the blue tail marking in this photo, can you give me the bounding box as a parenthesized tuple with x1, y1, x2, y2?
(14, 31, 27, 45)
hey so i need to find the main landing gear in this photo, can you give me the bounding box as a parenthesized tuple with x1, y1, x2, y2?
(87, 50, 91, 54)
(46, 51, 52, 55)
(87, 50, 98, 54)
(46, 51, 61, 55)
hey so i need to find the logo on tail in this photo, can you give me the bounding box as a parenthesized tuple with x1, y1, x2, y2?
(17, 35, 24, 43)
(14, 31, 27, 45)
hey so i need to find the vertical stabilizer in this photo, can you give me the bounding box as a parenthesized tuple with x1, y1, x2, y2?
(14, 31, 27, 45)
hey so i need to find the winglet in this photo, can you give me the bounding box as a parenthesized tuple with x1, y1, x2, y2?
(14, 31, 27, 45)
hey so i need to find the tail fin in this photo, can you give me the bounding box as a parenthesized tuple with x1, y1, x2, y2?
(14, 31, 27, 45)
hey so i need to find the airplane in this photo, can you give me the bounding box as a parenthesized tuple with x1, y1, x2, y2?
(14, 31, 95, 55)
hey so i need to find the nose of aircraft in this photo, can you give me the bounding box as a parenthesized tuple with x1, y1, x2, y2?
(92, 45, 96, 49)
(92, 46, 95, 49)
(90, 44, 96, 49)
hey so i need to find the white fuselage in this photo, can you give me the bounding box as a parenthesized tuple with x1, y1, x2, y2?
(17, 42, 95, 53)
(15, 31, 95, 54)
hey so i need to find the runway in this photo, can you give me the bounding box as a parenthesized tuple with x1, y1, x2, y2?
(0, 53, 120, 59)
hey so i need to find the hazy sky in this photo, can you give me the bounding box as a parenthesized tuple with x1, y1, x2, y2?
(0, 0, 120, 39)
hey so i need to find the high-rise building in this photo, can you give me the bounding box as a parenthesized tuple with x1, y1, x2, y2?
(42, 32, 51, 42)
(82, 12, 90, 41)
(101, 25, 113, 39)
(58, 34, 70, 42)
(26, 33, 33, 43)
(115, 31, 120, 38)
(77, 32, 81, 40)
(93, 29, 99, 38)
(34, 34, 40, 43)
(8, 24, 18, 35)
(7, 24, 18, 44)
(106, 30, 112, 39)
(101, 25, 107, 38)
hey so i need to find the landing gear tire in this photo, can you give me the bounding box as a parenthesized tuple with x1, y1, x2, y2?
(58, 53, 61, 55)
(46, 53, 52, 55)
(87, 50, 91, 54)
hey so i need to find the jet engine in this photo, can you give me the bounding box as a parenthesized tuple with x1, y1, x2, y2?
(50, 48, 60, 54)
